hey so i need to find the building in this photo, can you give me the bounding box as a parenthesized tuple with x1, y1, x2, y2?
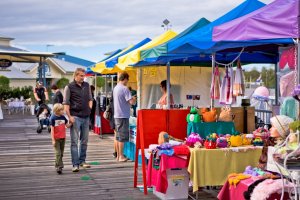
(0, 36, 95, 88)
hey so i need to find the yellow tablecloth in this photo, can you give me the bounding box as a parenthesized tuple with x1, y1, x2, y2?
(188, 146, 262, 192)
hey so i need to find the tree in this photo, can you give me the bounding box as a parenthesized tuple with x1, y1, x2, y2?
(96, 76, 105, 88)
(0, 75, 9, 88)
(56, 77, 69, 89)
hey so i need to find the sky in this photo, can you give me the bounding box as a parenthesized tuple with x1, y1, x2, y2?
(1, 0, 274, 63)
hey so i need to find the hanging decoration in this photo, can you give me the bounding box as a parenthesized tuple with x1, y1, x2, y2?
(220, 65, 234, 105)
(279, 46, 296, 70)
(210, 65, 221, 100)
(233, 59, 245, 97)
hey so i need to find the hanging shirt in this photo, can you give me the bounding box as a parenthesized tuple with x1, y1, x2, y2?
(280, 71, 296, 97)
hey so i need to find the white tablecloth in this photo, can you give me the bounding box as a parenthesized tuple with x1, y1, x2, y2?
(8, 101, 25, 108)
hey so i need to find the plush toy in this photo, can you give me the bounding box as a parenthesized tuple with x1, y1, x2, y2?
(186, 107, 201, 123)
(228, 173, 251, 188)
(230, 135, 243, 147)
(218, 106, 233, 122)
(252, 137, 264, 146)
(186, 133, 204, 147)
(243, 166, 267, 177)
(217, 137, 230, 148)
(242, 134, 253, 145)
(201, 108, 217, 122)
(253, 127, 270, 140)
(158, 131, 169, 145)
(204, 133, 218, 149)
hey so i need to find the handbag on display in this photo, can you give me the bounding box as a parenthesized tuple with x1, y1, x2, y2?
(201, 108, 217, 122)
(218, 106, 234, 122)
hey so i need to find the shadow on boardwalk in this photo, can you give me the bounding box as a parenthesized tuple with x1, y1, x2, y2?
(0, 114, 218, 200)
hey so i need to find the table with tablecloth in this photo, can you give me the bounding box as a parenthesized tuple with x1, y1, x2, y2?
(187, 122, 236, 138)
(188, 146, 262, 193)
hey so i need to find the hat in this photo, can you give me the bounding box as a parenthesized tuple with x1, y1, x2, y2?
(270, 115, 294, 138)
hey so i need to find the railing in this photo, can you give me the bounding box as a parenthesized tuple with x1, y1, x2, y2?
(255, 109, 273, 129)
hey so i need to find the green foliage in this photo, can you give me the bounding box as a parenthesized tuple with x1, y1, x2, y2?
(96, 76, 105, 88)
(56, 77, 69, 89)
(244, 67, 275, 88)
(0, 76, 10, 87)
(0, 86, 33, 100)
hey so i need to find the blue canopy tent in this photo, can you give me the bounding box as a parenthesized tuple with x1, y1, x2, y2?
(105, 38, 151, 68)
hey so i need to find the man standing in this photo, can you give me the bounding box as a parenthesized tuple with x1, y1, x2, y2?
(63, 68, 93, 172)
(114, 72, 136, 162)
(34, 81, 49, 105)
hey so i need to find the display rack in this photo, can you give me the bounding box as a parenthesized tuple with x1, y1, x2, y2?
(273, 130, 300, 200)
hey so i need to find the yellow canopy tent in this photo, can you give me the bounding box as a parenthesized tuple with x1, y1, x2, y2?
(91, 45, 133, 74)
(116, 30, 177, 70)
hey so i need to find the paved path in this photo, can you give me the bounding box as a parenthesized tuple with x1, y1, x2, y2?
(0, 113, 217, 200)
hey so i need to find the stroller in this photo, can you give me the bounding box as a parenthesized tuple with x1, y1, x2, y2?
(35, 103, 51, 133)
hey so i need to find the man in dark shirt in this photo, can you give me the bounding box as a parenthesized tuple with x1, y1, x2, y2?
(51, 84, 63, 104)
(63, 68, 93, 172)
(34, 81, 49, 105)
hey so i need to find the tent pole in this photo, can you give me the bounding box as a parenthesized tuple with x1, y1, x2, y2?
(111, 75, 114, 90)
(95, 74, 97, 97)
(211, 53, 215, 108)
(137, 68, 142, 110)
(275, 62, 279, 106)
(298, 39, 300, 84)
(167, 62, 170, 109)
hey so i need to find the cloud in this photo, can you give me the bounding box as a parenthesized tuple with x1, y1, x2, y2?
(0, 0, 274, 47)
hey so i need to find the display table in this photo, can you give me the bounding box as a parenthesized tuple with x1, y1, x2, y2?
(187, 122, 236, 138)
(188, 146, 262, 192)
(218, 177, 290, 200)
(147, 154, 189, 194)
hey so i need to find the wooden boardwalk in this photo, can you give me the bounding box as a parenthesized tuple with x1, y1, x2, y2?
(0, 113, 217, 200)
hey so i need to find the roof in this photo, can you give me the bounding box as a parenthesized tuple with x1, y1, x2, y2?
(54, 54, 95, 67)
(213, 0, 299, 41)
(0, 64, 34, 79)
(12, 62, 38, 72)
(47, 58, 86, 73)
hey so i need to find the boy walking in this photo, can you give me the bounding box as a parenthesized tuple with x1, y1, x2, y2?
(50, 103, 72, 174)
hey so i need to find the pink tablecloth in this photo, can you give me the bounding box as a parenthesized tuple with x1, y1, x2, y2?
(147, 154, 188, 194)
(218, 178, 290, 200)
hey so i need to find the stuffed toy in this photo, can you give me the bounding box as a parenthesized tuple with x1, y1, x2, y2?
(158, 131, 169, 145)
(228, 173, 251, 188)
(252, 138, 264, 146)
(217, 137, 230, 148)
(185, 133, 203, 147)
(201, 107, 217, 122)
(186, 107, 201, 123)
(218, 106, 233, 122)
(230, 135, 243, 147)
(242, 134, 253, 145)
(204, 133, 218, 149)
(253, 127, 270, 140)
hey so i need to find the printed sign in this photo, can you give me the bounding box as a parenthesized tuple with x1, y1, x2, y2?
(0, 59, 12, 68)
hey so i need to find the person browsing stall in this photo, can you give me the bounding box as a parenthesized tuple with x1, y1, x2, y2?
(63, 68, 93, 172)
(51, 84, 63, 104)
(158, 80, 174, 108)
(113, 72, 136, 162)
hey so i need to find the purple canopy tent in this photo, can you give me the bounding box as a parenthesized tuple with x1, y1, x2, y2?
(212, 0, 300, 107)
(213, 0, 299, 41)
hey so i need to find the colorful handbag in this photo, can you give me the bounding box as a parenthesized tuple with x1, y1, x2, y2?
(201, 108, 217, 122)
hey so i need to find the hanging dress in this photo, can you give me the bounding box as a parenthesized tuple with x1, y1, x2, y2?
(220, 67, 233, 105)
(210, 66, 221, 100)
(233, 60, 245, 97)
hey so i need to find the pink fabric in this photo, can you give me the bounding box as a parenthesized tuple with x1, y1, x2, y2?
(280, 71, 296, 97)
(147, 154, 188, 194)
(220, 67, 234, 105)
(279, 47, 296, 70)
(218, 178, 291, 200)
(210, 66, 221, 100)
